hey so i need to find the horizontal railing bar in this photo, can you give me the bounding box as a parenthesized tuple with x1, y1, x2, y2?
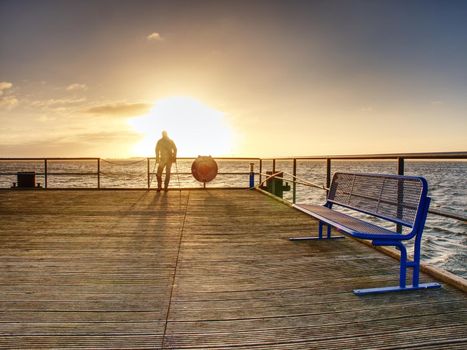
(1, 152, 465, 162)
(149, 172, 251, 176)
(258, 172, 327, 190)
(0, 173, 30, 176)
(0, 157, 100, 161)
(429, 208, 467, 222)
(260, 151, 467, 161)
(0, 172, 97, 176)
(44, 172, 98, 176)
(148, 157, 261, 161)
(0, 157, 261, 161)
(281, 171, 328, 190)
(0, 172, 254, 176)
(0, 186, 251, 191)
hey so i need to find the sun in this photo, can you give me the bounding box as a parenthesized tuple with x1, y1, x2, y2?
(128, 97, 236, 157)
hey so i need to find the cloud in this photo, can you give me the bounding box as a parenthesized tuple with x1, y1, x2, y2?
(66, 83, 88, 91)
(37, 115, 55, 123)
(0, 130, 140, 157)
(31, 97, 87, 107)
(0, 81, 13, 96)
(360, 106, 374, 112)
(0, 81, 18, 109)
(84, 102, 152, 117)
(74, 130, 140, 143)
(0, 95, 18, 109)
(147, 32, 163, 41)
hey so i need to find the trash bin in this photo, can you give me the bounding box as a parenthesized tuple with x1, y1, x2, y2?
(17, 172, 36, 188)
(265, 171, 290, 198)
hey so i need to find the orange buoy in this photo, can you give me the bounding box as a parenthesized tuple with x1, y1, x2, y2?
(191, 156, 218, 183)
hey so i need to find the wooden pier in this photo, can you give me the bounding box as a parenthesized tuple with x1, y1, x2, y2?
(0, 189, 466, 349)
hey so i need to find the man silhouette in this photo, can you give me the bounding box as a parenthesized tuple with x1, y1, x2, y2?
(155, 131, 177, 192)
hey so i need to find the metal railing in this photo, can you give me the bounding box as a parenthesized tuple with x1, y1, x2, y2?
(257, 152, 467, 224)
(0, 157, 101, 189)
(1, 152, 465, 223)
(145, 157, 259, 189)
(0, 157, 259, 190)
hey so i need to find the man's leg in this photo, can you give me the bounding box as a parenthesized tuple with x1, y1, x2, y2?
(164, 162, 172, 191)
(156, 163, 164, 191)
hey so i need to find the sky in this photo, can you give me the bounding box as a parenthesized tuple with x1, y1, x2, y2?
(1, 0, 466, 158)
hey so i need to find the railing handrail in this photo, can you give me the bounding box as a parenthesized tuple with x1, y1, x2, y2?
(2, 151, 465, 162)
(259, 151, 467, 161)
(148, 156, 261, 161)
(0, 156, 261, 161)
(0, 157, 100, 161)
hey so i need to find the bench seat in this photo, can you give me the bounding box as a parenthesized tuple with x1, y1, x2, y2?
(294, 204, 396, 238)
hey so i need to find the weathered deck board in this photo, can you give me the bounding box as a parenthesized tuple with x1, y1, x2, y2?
(0, 189, 466, 349)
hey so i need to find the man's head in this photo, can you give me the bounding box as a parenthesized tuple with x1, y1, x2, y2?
(162, 130, 168, 138)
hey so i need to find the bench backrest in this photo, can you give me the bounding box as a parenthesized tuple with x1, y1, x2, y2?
(328, 173, 429, 228)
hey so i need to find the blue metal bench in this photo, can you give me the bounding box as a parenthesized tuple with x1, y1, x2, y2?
(292, 172, 441, 295)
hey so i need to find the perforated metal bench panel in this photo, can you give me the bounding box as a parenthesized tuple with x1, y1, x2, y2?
(329, 173, 426, 228)
(294, 204, 395, 236)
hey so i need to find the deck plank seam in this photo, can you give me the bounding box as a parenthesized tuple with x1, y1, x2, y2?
(164, 310, 467, 336)
(161, 190, 191, 349)
(159, 326, 467, 349)
(163, 300, 463, 324)
(377, 337, 467, 350)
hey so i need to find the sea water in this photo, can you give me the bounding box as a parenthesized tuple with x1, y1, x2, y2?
(1, 159, 465, 279)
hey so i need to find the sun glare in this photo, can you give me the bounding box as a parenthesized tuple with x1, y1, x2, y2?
(128, 97, 235, 157)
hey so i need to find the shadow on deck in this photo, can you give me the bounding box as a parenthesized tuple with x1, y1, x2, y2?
(0, 189, 466, 349)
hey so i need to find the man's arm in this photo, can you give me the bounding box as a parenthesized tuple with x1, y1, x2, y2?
(172, 141, 177, 161)
(155, 141, 160, 163)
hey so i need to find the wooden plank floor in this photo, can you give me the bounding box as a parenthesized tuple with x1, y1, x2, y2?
(0, 189, 466, 349)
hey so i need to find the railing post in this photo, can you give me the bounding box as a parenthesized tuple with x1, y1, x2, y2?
(147, 158, 150, 189)
(272, 159, 276, 195)
(97, 158, 101, 189)
(397, 157, 405, 176)
(44, 159, 48, 189)
(397, 157, 405, 233)
(293, 158, 297, 204)
(249, 163, 255, 189)
(259, 159, 262, 187)
(326, 158, 331, 193)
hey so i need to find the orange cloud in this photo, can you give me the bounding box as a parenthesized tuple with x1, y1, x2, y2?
(0, 81, 13, 95)
(84, 102, 151, 117)
(66, 83, 88, 91)
(146, 32, 163, 41)
(0, 82, 17, 109)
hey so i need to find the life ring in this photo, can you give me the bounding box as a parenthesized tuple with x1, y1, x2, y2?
(191, 156, 218, 183)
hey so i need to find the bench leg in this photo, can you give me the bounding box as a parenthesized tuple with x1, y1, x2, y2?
(289, 222, 345, 241)
(397, 241, 408, 288)
(353, 240, 441, 295)
(353, 283, 441, 295)
(412, 234, 423, 287)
